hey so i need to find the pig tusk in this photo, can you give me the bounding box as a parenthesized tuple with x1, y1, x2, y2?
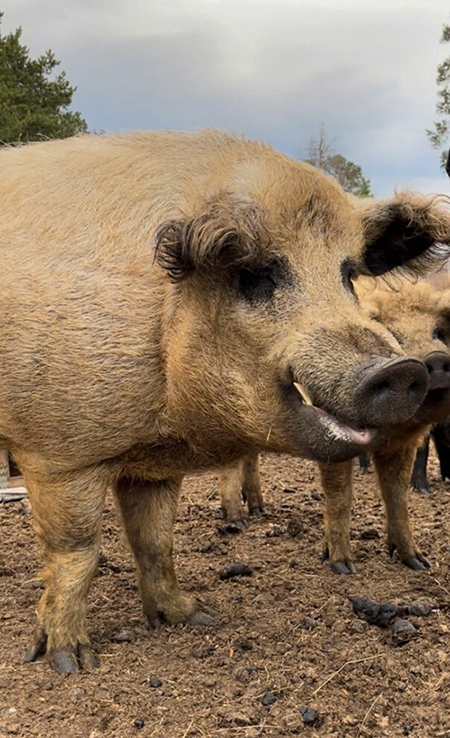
(293, 381, 313, 406)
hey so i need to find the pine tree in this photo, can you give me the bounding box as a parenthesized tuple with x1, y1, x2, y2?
(0, 12, 87, 145)
(426, 22, 450, 168)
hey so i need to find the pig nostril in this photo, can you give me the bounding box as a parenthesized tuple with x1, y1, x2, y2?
(373, 380, 390, 394)
(357, 357, 429, 426)
(426, 361, 450, 373)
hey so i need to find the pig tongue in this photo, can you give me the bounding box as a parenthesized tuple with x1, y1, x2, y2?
(314, 409, 375, 446)
(293, 381, 374, 447)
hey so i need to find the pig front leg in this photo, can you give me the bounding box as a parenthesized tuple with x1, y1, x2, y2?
(319, 460, 356, 574)
(114, 476, 216, 627)
(20, 462, 107, 674)
(410, 436, 430, 494)
(373, 444, 431, 571)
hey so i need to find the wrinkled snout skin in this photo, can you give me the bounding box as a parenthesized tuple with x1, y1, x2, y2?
(1, 130, 450, 673)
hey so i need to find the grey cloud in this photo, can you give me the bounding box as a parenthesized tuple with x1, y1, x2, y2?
(1, 0, 449, 195)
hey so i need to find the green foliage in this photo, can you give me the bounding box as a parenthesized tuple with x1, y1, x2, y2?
(0, 12, 87, 145)
(325, 154, 372, 197)
(304, 125, 372, 197)
(427, 22, 450, 167)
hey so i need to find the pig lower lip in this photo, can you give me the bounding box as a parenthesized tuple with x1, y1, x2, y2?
(291, 381, 375, 448)
(315, 409, 375, 446)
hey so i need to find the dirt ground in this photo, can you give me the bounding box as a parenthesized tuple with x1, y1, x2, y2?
(0, 451, 449, 738)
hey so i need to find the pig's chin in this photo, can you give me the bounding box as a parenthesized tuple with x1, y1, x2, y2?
(283, 383, 377, 463)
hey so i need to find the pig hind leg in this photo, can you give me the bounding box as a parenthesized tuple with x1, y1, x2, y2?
(358, 453, 372, 474)
(319, 460, 356, 574)
(219, 454, 264, 528)
(20, 461, 107, 674)
(219, 460, 249, 529)
(114, 476, 216, 627)
(241, 453, 264, 516)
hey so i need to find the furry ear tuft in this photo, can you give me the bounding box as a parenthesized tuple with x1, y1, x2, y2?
(358, 194, 450, 277)
(154, 220, 197, 282)
(154, 199, 270, 282)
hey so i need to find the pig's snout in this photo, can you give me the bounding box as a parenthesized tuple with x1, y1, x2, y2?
(423, 351, 450, 391)
(356, 357, 429, 426)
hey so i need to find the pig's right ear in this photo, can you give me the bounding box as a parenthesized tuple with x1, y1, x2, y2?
(358, 194, 450, 277)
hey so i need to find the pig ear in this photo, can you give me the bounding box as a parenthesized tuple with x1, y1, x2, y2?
(358, 194, 450, 277)
(154, 200, 268, 282)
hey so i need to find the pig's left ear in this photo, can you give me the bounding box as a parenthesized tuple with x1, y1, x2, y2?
(357, 194, 450, 276)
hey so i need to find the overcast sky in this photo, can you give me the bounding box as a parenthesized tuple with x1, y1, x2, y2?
(2, 0, 449, 196)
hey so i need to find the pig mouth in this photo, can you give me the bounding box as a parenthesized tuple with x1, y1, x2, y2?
(285, 381, 377, 462)
(310, 407, 375, 446)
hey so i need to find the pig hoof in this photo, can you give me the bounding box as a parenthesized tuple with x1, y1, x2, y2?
(187, 605, 218, 626)
(222, 518, 249, 533)
(330, 560, 356, 575)
(24, 632, 99, 674)
(49, 644, 99, 674)
(411, 485, 430, 495)
(147, 601, 217, 628)
(78, 644, 100, 671)
(322, 546, 356, 574)
(402, 553, 431, 571)
(232, 518, 249, 531)
(23, 630, 47, 663)
(389, 543, 431, 570)
(49, 648, 79, 674)
(249, 506, 264, 517)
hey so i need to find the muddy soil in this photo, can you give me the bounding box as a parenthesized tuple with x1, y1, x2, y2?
(0, 451, 449, 738)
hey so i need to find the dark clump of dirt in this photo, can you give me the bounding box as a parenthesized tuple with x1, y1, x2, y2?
(0, 450, 449, 737)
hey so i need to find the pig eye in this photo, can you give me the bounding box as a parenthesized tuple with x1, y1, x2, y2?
(238, 263, 278, 303)
(433, 327, 448, 345)
(341, 259, 358, 298)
